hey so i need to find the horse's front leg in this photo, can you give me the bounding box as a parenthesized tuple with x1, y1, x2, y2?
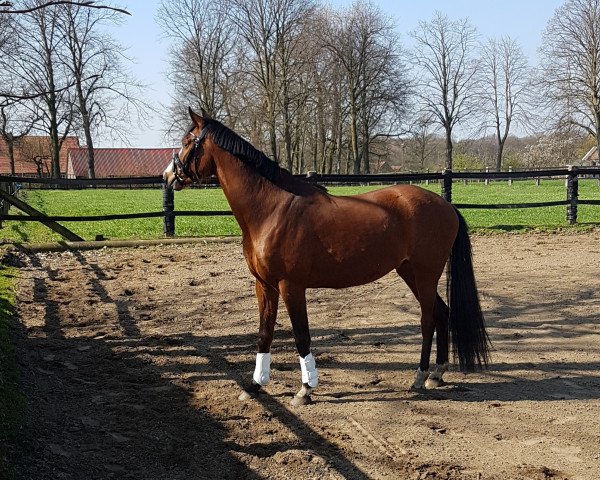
(239, 280, 279, 400)
(280, 282, 318, 406)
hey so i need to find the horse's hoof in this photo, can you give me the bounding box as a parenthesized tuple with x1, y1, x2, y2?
(410, 369, 429, 392)
(238, 383, 261, 401)
(425, 377, 444, 389)
(409, 383, 426, 392)
(238, 391, 254, 401)
(290, 395, 312, 407)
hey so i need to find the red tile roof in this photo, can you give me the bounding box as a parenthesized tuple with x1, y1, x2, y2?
(0, 136, 79, 176)
(67, 148, 175, 178)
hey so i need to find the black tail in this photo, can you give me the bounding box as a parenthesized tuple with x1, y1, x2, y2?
(448, 209, 491, 371)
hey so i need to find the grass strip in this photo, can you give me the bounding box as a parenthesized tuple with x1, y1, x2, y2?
(1, 180, 599, 243)
(0, 256, 24, 478)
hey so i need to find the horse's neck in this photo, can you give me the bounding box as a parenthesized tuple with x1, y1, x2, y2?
(215, 152, 289, 236)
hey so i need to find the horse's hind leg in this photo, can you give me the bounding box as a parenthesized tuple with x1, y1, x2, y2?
(396, 262, 443, 390)
(426, 295, 450, 388)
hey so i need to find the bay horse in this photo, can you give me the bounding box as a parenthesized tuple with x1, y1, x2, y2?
(164, 108, 490, 406)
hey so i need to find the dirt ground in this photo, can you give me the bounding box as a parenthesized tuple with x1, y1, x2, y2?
(5, 232, 600, 480)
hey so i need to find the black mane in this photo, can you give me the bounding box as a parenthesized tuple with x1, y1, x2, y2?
(200, 119, 327, 194)
(202, 119, 282, 182)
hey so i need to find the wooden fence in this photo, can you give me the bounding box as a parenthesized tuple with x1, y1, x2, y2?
(1, 166, 599, 241)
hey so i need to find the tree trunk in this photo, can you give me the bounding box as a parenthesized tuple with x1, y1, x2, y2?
(444, 127, 453, 170)
(335, 116, 343, 174)
(265, 96, 278, 161)
(281, 83, 293, 172)
(76, 78, 95, 178)
(316, 88, 326, 174)
(269, 119, 277, 163)
(496, 141, 505, 172)
(51, 141, 61, 178)
(283, 122, 293, 172)
(350, 102, 360, 174)
(596, 110, 600, 159)
(362, 123, 370, 174)
(79, 101, 95, 178)
(85, 131, 95, 179)
(49, 116, 61, 178)
(7, 136, 15, 175)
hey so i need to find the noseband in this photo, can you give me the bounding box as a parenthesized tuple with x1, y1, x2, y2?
(172, 126, 209, 185)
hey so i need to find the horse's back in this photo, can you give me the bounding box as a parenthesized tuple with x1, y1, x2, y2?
(350, 183, 457, 231)
(351, 184, 459, 266)
(257, 184, 459, 288)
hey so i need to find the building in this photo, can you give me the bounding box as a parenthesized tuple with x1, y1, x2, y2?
(0, 136, 80, 176)
(580, 146, 599, 166)
(67, 148, 175, 178)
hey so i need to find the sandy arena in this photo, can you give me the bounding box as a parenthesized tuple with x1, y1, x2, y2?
(6, 232, 600, 479)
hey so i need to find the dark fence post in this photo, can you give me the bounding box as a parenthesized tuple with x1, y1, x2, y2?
(566, 165, 579, 225)
(162, 183, 175, 236)
(441, 168, 452, 203)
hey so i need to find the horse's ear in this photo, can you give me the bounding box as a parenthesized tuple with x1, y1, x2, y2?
(200, 107, 212, 120)
(188, 107, 205, 126)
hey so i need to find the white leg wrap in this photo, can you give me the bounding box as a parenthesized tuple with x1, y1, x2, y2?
(412, 368, 430, 389)
(429, 362, 449, 382)
(299, 353, 318, 388)
(253, 352, 271, 386)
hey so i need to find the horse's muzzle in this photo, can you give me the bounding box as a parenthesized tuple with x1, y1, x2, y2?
(163, 158, 184, 190)
(169, 177, 183, 191)
(164, 173, 183, 191)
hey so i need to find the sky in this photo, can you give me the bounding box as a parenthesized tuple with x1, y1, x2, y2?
(104, 0, 567, 149)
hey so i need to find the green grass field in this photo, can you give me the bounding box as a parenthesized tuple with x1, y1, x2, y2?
(1, 179, 599, 243)
(0, 261, 24, 478)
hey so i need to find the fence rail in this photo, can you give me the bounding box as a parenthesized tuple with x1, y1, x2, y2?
(1, 166, 599, 240)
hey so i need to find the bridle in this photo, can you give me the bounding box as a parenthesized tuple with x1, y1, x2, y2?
(171, 126, 209, 185)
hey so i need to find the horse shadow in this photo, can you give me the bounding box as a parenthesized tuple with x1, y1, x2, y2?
(11, 252, 376, 480)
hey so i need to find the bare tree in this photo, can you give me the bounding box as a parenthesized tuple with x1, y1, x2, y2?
(157, 0, 236, 135)
(228, 0, 285, 161)
(410, 12, 479, 170)
(407, 114, 439, 171)
(479, 36, 533, 171)
(10, 2, 77, 178)
(18, 135, 52, 176)
(2, 1, 150, 179)
(274, 0, 318, 172)
(0, 4, 11, 46)
(0, 7, 38, 174)
(539, 0, 600, 153)
(0, 103, 38, 174)
(60, 4, 148, 178)
(308, 11, 347, 174)
(322, 1, 408, 174)
(227, 0, 316, 169)
(0, 9, 21, 107)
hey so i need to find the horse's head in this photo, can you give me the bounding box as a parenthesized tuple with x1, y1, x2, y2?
(163, 107, 216, 190)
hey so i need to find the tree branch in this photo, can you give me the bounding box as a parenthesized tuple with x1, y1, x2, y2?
(0, 74, 100, 106)
(0, 1, 130, 15)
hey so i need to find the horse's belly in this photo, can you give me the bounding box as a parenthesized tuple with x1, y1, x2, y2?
(304, 249, 400, 289)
